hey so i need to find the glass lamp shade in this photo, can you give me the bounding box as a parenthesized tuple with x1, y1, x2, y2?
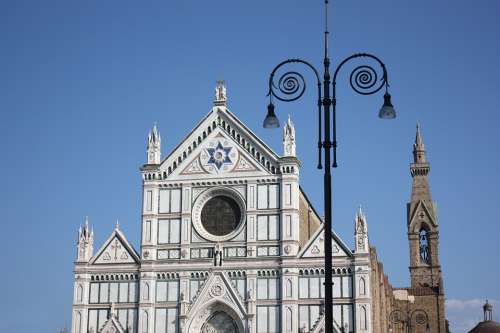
(263, 103, 280, 128)
(379, 92, 396, 119)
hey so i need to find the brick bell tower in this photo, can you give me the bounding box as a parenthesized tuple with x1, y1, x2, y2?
(407, 123, 443, 291)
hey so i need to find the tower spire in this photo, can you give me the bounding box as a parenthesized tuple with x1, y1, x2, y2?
(76, 216, 94, 262)
(407, 123, 443, 290)
(413, 122, 427, 164)
(283, 115, 296, 157)
(354, 205, 368, 253)
(410, 123, 432, 202)
(147, 123, 161, 164)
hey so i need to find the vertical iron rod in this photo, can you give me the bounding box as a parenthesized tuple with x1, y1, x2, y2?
(322, 1, 334, 332)
(317, 83, 323, 169)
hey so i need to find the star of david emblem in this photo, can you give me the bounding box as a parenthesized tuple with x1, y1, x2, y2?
(206, 142, 232, 170)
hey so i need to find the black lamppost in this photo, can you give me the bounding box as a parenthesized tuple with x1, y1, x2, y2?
(389, 309, 431, 333)
(263, 1, 396, 333)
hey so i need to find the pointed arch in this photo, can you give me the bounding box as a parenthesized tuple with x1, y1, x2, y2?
(359, 277, 366, 296)
(142, 282, 150, 301)
(286, 306, 293, 332)
(77, 284, 83, 302)
(141, 310, 148, 333)
(360, 306, 367, 330)
(186, 300, 245, 333)
(419, 227, 431, 264)
(286, 278, 292, 297)
(74, 311, 82, 333)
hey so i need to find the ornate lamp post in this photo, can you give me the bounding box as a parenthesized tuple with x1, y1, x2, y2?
(389, 309, 431, 333)
(263, 1, 396, 332)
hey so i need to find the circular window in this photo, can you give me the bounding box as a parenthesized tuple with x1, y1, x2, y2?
(192, 187, 246, 242)
(201, 196, 241, 236)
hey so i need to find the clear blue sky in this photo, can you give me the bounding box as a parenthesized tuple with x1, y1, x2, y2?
(1, 1, 499, 332)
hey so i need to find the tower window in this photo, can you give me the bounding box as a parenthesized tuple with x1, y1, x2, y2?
(419, 228, 430, 264)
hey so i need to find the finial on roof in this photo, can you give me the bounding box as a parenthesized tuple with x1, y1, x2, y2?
(147, 123, 161, 164)
(483, 299, 493, 321)
(415, 122, 424, 148)
(214, 80, 227, 107)
(115, 220, 120, 230)
(413, 122, 427, 164)
(357, 204, 363, 216)
(283, 114, 296, 157)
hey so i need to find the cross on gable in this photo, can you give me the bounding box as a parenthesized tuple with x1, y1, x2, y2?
(111, 239, 122, 260)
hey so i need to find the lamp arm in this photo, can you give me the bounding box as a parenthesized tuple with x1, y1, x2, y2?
(329, 52, 389, 167)
(267, 58, 324, 168)
(267, 58, 321, 101)
(332, 52, 389, 97)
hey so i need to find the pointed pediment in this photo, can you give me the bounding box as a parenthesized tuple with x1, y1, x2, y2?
(90, 228, 140, 265)
(408, 200, 437, 231)
(158, 107, 281, 180)
(298, 224, 352, 258)
(187, 271, 247, 318)
(98, 315, 125, 333)
(169, 126, 273, 180)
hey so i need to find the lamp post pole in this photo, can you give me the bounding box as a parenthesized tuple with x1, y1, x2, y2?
(263, 2, 396, 333)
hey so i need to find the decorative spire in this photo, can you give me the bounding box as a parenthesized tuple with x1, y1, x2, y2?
(77, 216, 94, 262)
(115, 219, 120, 230)
(354, 205, 368, 253)
(410, 123, 430, 178)
(355, 205, 367, 234)
(413, 122, 427, 164)
(147, 123, 161, 164)
(214, 80, 227, 107)
(283, 115, 296, 157)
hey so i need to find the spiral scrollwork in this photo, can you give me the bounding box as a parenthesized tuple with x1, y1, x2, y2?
(272, 71, 306, 102)
(349, 65, 383, 95)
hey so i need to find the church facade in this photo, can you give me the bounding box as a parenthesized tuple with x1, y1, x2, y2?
(71, 83, 446, 333)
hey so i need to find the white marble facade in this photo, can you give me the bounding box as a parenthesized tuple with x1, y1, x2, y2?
(71, 83, 372, 333)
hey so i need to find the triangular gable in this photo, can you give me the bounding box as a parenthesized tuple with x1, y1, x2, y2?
(298, 224, 353, 258)
(99, 315, 125, 333)
(170, 128, 271, 179)
(157, 107, 281, 180)
(408, 200, 437, 230)
(90, 228, 140, 265)
(187, 271, 247, 317)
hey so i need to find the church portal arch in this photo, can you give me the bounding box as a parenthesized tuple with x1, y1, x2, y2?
(186, 299, 245, 333)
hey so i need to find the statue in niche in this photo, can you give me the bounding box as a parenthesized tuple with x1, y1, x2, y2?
(419, 228, 430, 264)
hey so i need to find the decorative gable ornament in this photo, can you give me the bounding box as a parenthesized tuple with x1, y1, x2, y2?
(98, 315, 126, 333)
(151, 87, 281, 180)
(180, 155, 206, 175)
(408, 199, 438, 231)
(184, 271, 246, 333)
(171, 126, 269, 180)
(298, 225, 351, 258)
(200, 139, 237, 174)
(90, 227, 140, 265)
(94, 237, 136, 264)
